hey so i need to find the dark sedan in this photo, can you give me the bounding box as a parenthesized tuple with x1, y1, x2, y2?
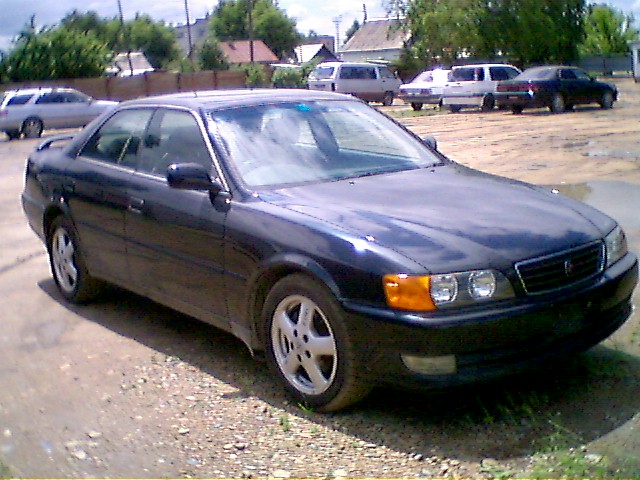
(495, 66, 618, 113)
(21, 89, 637, 411)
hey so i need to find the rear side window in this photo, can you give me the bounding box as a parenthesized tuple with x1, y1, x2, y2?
(79, 109, 153, 167)
(5, 94, 34, 106)
(339, 66, 377, 80)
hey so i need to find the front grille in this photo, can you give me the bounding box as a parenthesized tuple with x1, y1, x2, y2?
(515, 242, 605, 294)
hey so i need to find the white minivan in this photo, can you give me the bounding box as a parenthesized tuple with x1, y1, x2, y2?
(308, 62, 402, 106)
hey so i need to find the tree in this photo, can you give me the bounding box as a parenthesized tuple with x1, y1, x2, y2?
(477, 0, 586, 66)
(390, 0, 587, 67)
(405, 0, 484, 66)
(2, 19, 111, 81)
(198, 38, 229, 70)
(580, 3, 639, 55)
(210, 0, 299, 60)
(61, 11, 180, 69)
(344, 20, 361, 44)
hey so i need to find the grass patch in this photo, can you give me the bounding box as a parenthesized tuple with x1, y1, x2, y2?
(0, 459, 13, 479)
(385, 106, 444, 119)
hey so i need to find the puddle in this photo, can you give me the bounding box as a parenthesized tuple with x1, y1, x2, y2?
(546, 180, 640, 356)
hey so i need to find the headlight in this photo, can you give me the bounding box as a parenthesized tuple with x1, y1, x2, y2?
(605, 225, 628, 267)
(383, 269, 514, 312)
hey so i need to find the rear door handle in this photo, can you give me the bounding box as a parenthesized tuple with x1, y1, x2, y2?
(128, 197, 145, 214)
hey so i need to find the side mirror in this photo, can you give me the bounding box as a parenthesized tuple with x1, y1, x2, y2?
(167, 163, 232, 208)
(422, 135, 438, 151)
(167, 163, 215, 190)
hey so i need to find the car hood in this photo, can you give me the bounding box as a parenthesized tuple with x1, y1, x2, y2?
(259, 164, 614, 272)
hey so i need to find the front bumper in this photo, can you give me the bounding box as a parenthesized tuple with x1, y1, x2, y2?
(343, 253, 638, 389)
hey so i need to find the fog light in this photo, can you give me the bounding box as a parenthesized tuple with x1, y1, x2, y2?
(401, 354, 457, 375)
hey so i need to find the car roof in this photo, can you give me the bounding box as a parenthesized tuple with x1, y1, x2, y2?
(2, 87, 80, 96)
(452, 63, 518, 69)
(119, 88, 356, 111)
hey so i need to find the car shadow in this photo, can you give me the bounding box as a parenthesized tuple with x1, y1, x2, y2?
(39, 277, 640, 465)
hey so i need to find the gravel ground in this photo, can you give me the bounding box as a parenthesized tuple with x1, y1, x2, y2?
(1, 78, 639, 478)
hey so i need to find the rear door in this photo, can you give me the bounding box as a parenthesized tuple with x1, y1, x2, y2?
(67, 108, 154, 284)
(125, 108, 230, 325)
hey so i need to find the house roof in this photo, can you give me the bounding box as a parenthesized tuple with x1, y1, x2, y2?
(110, 52, 154, 76)
(220, 40, 279, 64)
(295, 44, 339, 64)
(341, 19, 408, 53)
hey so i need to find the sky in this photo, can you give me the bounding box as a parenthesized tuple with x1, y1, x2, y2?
(1, 0, 640, 52)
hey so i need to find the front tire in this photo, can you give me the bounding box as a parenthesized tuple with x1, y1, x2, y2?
(48, 216, 103, 303)
(262, 274, 371, 412)
(382, 91, 394, 106)
(599, 90, 614, 109)
(481, 94, 495, 111)
(410, 102, 423, 111)
(511, 105, 524, 114)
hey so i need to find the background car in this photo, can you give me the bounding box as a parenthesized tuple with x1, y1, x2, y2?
(21, 89, 637, 412)
(495, 65, 618, 113)
(0, 87, 117, 140)
(308, 62, 402, 105)
(397, 68, 451, 111)
(442, 63, 521, 112)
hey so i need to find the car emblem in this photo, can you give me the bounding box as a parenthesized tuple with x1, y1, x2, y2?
(564, 259, 575, 277)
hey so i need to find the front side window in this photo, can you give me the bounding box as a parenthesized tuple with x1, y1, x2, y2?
(137, 109, 212, 176)
(210, 100, 441, 188)
(79, 109, 153, 166)
(451, 68, 482, 82)
(379, 67, 397, 79)
(35, 93, 65, 104)
(309, 66, 335, 80)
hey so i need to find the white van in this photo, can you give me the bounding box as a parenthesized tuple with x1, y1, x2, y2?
(308, 62, 402, 106)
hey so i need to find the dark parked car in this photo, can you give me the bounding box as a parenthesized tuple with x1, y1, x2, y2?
(21, 89, 637, 411)
(495, 66, 618, 114)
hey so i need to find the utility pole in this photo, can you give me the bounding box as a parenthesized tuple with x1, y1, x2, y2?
(184, 0, 195, 70)
(332, 16, 342, 55)
(116, 0, 134, 76)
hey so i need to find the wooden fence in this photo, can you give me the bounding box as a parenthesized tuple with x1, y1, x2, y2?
(1, 69, 250, 101)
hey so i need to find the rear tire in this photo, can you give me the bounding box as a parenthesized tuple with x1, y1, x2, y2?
(5, 129, 21, 140)
(262, 274, 372, 412)
(410, 102, 423, 111)
(549, 93, 565, 113)
(448, 105, 462, 113)
(48, 216, 103, 303)
(21, 117, 44, 138)
(511, 105, 524, 114)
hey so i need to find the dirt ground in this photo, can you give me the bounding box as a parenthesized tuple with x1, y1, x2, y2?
(0, 78, 639, 478)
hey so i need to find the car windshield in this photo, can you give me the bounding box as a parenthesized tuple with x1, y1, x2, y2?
(308, 66, 335, 80)
(208, 100, 441, 188)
